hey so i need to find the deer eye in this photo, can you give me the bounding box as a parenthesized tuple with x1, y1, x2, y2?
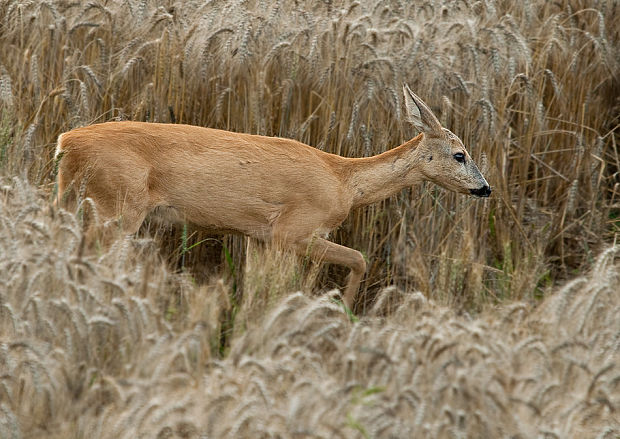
(453, 152, 465, 163)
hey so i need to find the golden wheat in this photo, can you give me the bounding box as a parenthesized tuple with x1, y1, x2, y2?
(1, 0, 618, 307)
(1, 177, 618, 438)
(0, 0, 619, 436)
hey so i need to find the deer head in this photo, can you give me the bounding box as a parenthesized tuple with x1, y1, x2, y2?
(403, 84, 491, 197)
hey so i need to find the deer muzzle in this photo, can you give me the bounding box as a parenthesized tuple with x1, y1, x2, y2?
(470, 185, 492, 197)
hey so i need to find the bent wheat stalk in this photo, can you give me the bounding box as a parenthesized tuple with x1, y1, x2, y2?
(55, 85, 490, 308)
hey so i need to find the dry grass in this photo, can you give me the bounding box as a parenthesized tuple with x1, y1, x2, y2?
(0, 0, 619, 436)
(1, 177, 618, 438)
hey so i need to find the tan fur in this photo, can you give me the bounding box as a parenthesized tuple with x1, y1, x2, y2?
(55, 88, 489, 308)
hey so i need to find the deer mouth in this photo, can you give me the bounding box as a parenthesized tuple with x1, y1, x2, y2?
(470, 185, 492, 197)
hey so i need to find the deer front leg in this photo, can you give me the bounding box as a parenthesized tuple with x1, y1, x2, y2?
(293, 237, 366, 310)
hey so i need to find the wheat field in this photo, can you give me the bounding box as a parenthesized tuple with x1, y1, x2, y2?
(0, 0, 619, 437)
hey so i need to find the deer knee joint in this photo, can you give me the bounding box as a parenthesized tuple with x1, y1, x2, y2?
(351, 250, 366, 275)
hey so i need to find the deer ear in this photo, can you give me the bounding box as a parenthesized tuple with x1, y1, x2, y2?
(403, 84, 443, 135)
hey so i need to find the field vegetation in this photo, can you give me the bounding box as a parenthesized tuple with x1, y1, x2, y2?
(0, 0, 618, 437)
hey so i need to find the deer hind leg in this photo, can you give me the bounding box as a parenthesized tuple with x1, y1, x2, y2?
(290, 237, 366, 310)
(80, 193, 149, 247)
(56, 157, 151, 246)
(73, 175, 150, 245)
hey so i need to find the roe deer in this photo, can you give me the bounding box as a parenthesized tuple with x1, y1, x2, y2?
(55, 85, 490, 309)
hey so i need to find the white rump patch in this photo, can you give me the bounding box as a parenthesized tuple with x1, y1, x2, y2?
(54, 133, 66, 160)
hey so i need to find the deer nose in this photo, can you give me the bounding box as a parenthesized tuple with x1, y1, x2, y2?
(470, 185, 491, 197)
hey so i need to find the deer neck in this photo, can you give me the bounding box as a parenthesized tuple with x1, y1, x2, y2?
(344, 134, 426, 209)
